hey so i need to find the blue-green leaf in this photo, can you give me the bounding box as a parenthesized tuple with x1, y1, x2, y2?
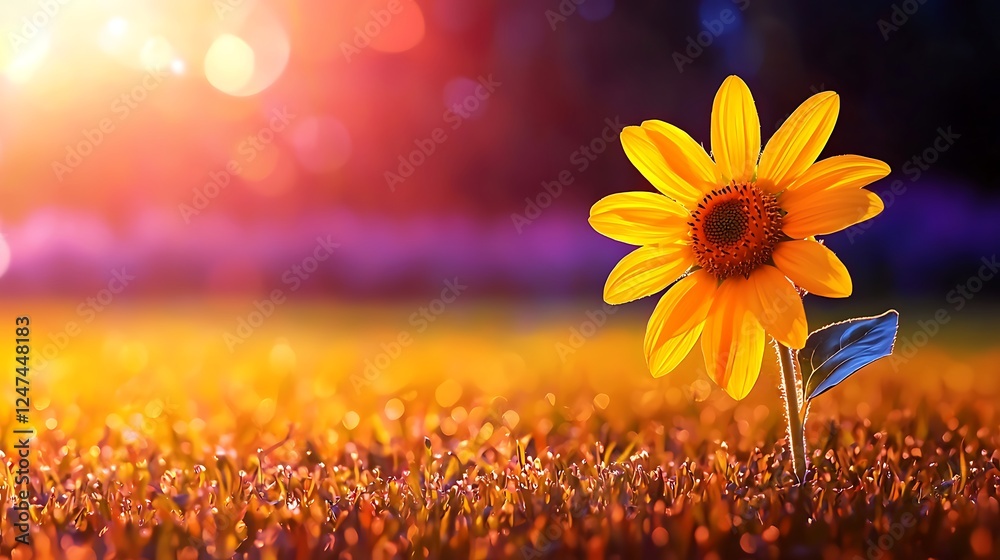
(799, 310, 899, 401)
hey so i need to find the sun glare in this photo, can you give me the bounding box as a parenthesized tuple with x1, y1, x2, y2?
(3, 36, 49, 84)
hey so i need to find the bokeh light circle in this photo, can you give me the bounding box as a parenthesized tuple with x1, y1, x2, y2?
(231, 9, 291, 96)
(140, 36, 176, 72)
(97, 15, 159, 71)
(291, 116, 353, 173)
(204, 34, 255, 95)
(354, 0, 426, 54)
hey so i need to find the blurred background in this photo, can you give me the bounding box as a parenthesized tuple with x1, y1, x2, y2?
(0, 0, 997, 305)
(3, 4, 1000, 555)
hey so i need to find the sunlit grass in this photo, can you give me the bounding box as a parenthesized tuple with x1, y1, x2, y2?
(2, 301, 999, 558)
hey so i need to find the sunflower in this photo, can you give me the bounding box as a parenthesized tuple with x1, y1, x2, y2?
(589, 75, 890, 400)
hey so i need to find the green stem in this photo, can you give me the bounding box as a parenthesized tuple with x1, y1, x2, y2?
(776, 340, 807, 483)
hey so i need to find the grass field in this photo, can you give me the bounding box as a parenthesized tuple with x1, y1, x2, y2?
(2, 300, 999, 559)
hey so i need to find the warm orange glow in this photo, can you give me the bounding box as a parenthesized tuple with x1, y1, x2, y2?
(238, 142, 281, 183)
(248, 154, 299, 197)
(357, 0, 426, 54)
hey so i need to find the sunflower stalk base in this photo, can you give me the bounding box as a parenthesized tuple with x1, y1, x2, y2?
(776, 341, 807, 483)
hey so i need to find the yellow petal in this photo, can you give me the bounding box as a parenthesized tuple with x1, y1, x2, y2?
(589, 192, 691, 246)
(641, 119, 722, 190)
(700, 277, 765, 401)
(782, 188, 884, 238)
(620, 127, 704, 208)
(604, 244, 694, 305)
(780, 155, 891, 207)
(745, 265, 807, 349)
(646, 321, 704, 378)
(710, 75, 761, 184)
(643, 269, 717, 357)
(757, 91, 840, 192)
(772, 240, 852, 298)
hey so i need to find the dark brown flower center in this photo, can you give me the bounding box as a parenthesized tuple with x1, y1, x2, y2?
(690, 182, 783, 280)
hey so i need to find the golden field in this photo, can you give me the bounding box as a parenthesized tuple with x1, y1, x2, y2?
(1, 300, 999, 559)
